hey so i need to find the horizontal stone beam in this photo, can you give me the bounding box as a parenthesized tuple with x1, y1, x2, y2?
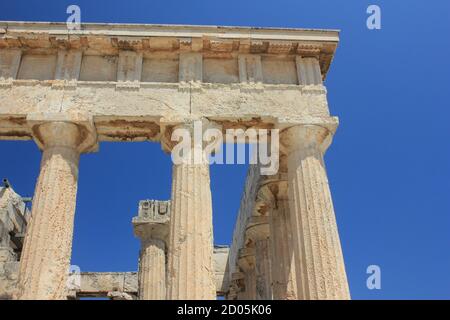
(0, 21, 339, 40)
(74, 272, 137, 298)
(73, 246, 230, 298)
(0, 84, 337, 142)
(213, 246, 230, 295)
(0, 21, 339, 143)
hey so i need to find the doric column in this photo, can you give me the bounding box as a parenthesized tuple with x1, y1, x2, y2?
(133, 200, 170, 300)
(258, 174, 298, 300)
(163, 121, 217, 300)
(281, 125, 350, 300)
(18, 118, 97, 300)
(237, 247, 256, 300)
(138, 239, 166, 300)
(246, 216, 272, 300)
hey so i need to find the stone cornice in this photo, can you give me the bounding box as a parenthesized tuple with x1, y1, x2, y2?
(0, 21, 339, 41)
(0, 21, 339, 79)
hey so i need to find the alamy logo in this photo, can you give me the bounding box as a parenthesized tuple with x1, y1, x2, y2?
(170, 120, 279, 175)
(66, 5, 81, 31)
(366, 265, 381, 290)
(367, 5, 382, 30)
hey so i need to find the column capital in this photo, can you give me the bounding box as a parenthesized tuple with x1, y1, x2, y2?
(133, 221, 169, 243)
(256, 174, 289, 208)
(280, 124, 335, 156)
(231, 271, 245, 293)
(245, 216, 270, 243)
(27, 112, 98, 153)
(160, 118, 222, 154)
(132, 200, 170, 242)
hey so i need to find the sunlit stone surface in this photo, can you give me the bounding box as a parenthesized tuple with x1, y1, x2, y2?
(0, 21, 348, 300)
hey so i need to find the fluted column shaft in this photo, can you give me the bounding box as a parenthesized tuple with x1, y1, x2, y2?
(167, 163, 215, 299)
(269, 194, 298, 299)
(282, 125, 350, 300)
(246, 219, 272, 300)
(18, 122, 84, 300)
(139, 238, 166, 300)
(243, 269, 256, 300)
(237, 248, 256, 300)
(255, 238, 272, 300)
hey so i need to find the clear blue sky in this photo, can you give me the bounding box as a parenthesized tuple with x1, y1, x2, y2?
(1, 0, 449, 299)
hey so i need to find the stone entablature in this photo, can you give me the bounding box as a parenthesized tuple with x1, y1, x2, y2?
(0, 21, 338, 143)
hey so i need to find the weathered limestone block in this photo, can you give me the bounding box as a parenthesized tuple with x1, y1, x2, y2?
(281, 125, 350, 300)
(73, 272, 138, 299)
(17, 117, 97, 300)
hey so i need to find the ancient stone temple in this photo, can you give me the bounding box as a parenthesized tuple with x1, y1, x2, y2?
(0, 21, 349, 300)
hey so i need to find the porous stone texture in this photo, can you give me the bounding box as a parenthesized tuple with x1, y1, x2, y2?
(281, 125, 350, 300)
(17, 121, 96, 300)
